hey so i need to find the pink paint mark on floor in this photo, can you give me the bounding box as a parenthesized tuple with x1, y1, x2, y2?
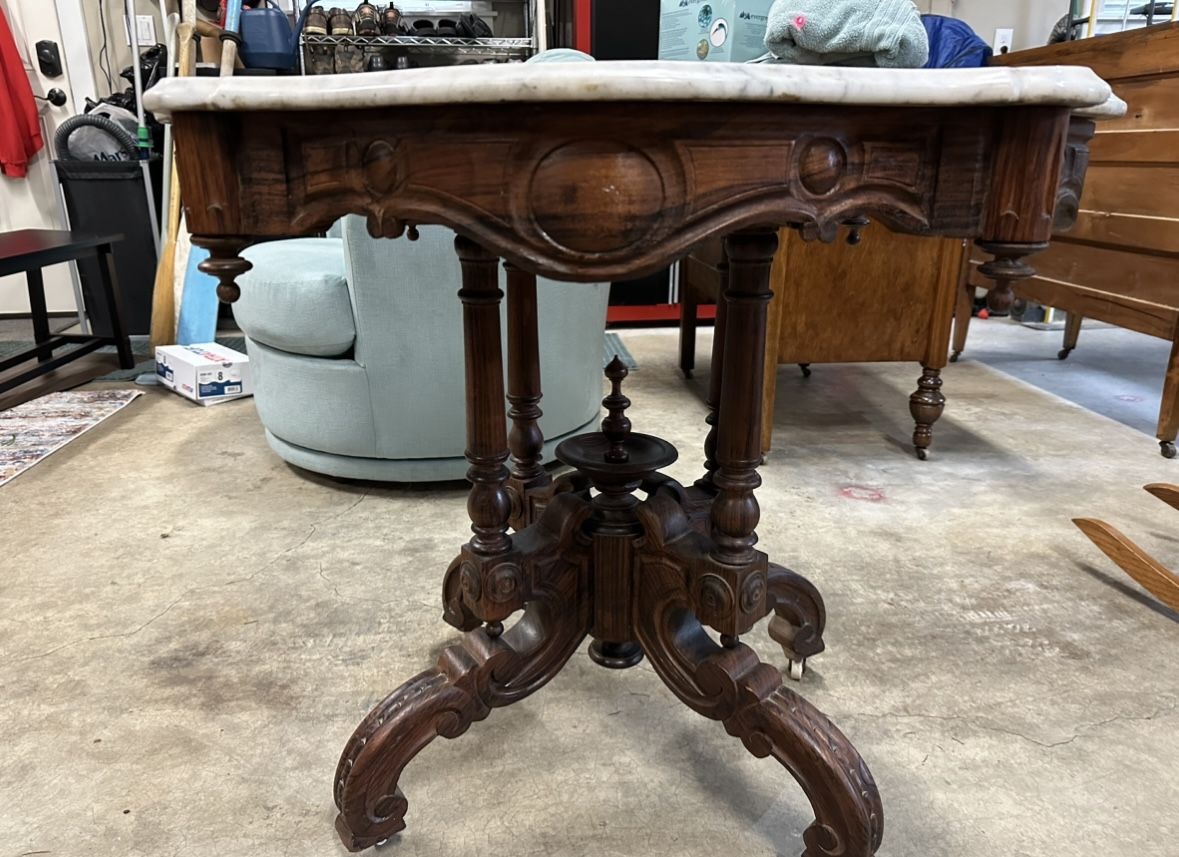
(839, 485, 886, 502)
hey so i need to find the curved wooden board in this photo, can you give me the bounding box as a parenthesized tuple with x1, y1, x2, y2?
(1144, 483, 1179, 513)
(1073, 517, 1179, 612)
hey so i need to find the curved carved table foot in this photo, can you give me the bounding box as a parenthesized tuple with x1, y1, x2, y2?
(636, 562, 882, 857)
(334, 537, 590, 850)
(767, 562, 826, 681)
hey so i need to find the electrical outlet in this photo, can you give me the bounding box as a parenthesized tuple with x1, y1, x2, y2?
(994, 27, 1014, 54)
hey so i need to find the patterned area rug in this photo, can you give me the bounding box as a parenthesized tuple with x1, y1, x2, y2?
(0, 390, 143, 487)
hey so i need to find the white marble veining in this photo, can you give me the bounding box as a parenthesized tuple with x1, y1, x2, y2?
(144, 60, 1116, 119)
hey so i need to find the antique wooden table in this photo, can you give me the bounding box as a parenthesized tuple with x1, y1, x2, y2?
(145, 62, 1117, 857)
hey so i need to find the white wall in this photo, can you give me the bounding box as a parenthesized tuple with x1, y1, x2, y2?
(83, 0, 165, 101)
(949, 0, 1071, 52)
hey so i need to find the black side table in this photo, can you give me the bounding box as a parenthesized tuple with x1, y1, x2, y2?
(0, 229, 135, 395)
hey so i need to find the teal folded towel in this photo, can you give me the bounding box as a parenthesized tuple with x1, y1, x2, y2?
(762, 0, 929, 68)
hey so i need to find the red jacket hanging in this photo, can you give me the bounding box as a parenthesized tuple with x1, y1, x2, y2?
(0, 4, 44, 178)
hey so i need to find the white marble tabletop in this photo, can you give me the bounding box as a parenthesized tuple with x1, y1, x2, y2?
(144, 60, 1120, 120)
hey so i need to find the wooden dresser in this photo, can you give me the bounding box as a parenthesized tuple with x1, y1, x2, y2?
(680, 228, 966, 460)
(953, 24, 1179, 458)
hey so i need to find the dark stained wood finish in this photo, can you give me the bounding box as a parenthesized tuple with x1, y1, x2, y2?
(954, 25, 1179, 456)
(504, 262, 550, 530)
(167, 91, 1088, 857)
(171, 102, 1032, 282)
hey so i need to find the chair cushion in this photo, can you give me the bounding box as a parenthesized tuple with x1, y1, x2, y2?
(234, 238, 355, 357)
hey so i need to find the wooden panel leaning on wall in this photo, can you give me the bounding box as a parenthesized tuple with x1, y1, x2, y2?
(953, 23, 1179, 458)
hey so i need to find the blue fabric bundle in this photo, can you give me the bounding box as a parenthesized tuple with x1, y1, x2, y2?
(922, 15, 992, 68)
(763, 0, 929, 68)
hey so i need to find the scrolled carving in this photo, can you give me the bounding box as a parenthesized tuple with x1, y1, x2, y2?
(767, 562, 827, 662)
(459, 561, 482, 601)
(1053, 119, 1094, 233)
(635, 556, 883, 857)
(336, 500, 593, 851)
(487, 563, 523, 603)
(739, 571, 767, 615)
(696, 573, 734, 617)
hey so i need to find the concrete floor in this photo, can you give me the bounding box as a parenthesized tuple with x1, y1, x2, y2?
(960, 316, 1173, 442)
(2, 327, 1178, 857)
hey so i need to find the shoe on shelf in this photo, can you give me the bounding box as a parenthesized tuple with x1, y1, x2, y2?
(305, 6, 329, 35)
(411, 19, 435, 35)
(382, 3, 403, 36)
(435, 18, 458, 35)
(328, 7, 354, 35)
(456, 12, 493, 38)
(355, 3, 381, 36)
(365, 53, 389, 71)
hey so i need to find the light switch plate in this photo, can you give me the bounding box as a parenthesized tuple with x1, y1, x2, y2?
(124, 13, 157, 46)
(994, 27, 1015, 54)
(136, 14, 157, 45)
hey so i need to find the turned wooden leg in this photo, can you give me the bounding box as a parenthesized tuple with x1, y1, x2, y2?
(950, 267, 974, 363)
(504, 262, 550, 530)
(976, 240, 1046, 316)
(697, 258, 729, 491)
(1059, 312, 1083, 361)
(909, 365, 945, 462)
(634, 559, 882, 857)
(711, 230, 776, 569)
(767, 562, 826, 682)
(334, 238, 595, 850)
(193, 235, 253, 303)
(1158, 336, 1179, 459)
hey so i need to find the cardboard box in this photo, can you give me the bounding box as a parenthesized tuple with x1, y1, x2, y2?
(659, 0, 776, 63)
(155, 343, 254, 406)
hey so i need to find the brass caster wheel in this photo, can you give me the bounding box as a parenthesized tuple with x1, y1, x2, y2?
(1162, 441, 1177, 460)
(949, 350, 961, 363)
(915, 447, 929, 461)
(1058, 347, 1074, 361)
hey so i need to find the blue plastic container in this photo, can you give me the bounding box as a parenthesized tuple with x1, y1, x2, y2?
(239, 0, 313, 71)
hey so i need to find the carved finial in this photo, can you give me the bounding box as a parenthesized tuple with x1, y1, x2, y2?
(194, 237, 252, 303)
(844, 216, 870, 246)
(601, 355, 631, 463)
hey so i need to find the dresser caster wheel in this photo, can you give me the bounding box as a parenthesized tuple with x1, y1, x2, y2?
(788, 658, 805, 682)
(1162, 441, 1177, 460)
(949, 350, 961, 363)
(1057, 347, 1074, 361)
(915, 447, 928, 461)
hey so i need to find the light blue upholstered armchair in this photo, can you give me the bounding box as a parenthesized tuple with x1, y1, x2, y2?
(233, 215, 610, 481)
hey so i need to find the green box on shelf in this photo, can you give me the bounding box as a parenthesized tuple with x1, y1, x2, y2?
(658, 0, 775, 63)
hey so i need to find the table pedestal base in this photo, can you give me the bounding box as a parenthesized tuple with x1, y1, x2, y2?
(333, 230, 882, 857)
(334, 473, 880, 857)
